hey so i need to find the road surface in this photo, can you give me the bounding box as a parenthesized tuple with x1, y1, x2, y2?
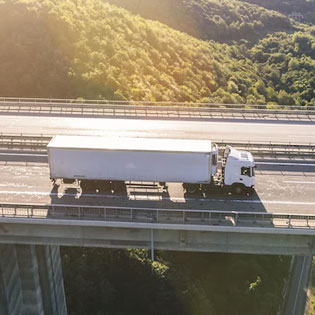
(1, 115, 315, 143)
(0, 158, 315, 214)
(0, 114, 314, 213)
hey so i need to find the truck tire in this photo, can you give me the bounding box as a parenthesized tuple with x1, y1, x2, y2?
(232, 183, 244, 195)
(244, 188, 254, 197)
(184, 183, 199, 194)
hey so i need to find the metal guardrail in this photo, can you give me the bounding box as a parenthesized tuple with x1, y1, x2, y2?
(0, 97, 314, 118)
(216, 141, 315, 159)
(0, 133, 314, 159)
(0, 203, 315, 230)
(0, 133, 51, 151)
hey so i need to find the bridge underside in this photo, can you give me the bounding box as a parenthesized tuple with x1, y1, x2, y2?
(0, 219, 315, 255)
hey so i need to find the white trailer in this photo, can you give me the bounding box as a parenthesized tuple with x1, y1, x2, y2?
(47, 135, 255, 194)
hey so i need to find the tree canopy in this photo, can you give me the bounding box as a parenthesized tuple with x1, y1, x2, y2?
(0, 0, 314, 106)
(107, 0, 293, 42)
(62, 248, 290, 315)
(242, 0, 315, 24)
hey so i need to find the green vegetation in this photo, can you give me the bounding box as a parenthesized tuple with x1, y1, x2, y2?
(62, 248, 290, 315)
(242, 0, 315, 24)
(108, 0, 293, 42)
(249, 32, 315, 106)
(0, 0, 224, 101)
(0, 0, 314, 106)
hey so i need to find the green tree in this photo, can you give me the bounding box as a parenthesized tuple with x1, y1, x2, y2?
(278, 90, 295, 105)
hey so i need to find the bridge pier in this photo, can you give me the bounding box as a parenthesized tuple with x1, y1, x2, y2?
(0, 244, 67, 315)
(283, 255, 313, 315)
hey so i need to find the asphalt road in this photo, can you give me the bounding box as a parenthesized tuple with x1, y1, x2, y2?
(0, 114, 314, 214)
(1, 159, 315, 214)
(1, 115, 315, 143)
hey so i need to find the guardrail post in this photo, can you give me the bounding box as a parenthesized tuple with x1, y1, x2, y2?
(150, 229, 154, 261)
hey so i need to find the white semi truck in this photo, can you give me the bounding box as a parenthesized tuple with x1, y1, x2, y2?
(47, 135, 255, 195)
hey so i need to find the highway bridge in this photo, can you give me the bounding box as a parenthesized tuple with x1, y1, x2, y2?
(0, 99, 315, 314)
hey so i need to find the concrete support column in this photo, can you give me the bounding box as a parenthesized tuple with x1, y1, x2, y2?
(36, 245, 67, 315)
(0, 244, 23, 315)
(283, 255, 313, 315)
(0, 244, 67, 315)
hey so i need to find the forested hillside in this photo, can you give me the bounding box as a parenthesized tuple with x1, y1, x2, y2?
(249, 32, 315, 106)
(0, 0, 244, 101)
(107, 0, 293, 42)
(0, 0, 314, 106)
(242, 0, 315, 24)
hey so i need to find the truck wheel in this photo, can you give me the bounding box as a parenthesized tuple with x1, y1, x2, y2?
(244, 188, 254, 197)
(232, 184, 244, 195)
(185, 184, 199, 194)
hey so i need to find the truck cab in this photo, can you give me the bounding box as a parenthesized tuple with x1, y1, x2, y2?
(222, 146, 255, 194)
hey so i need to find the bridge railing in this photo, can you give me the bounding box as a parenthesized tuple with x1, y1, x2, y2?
(1, 203, 315, 230)
(0, 97, 314, 115)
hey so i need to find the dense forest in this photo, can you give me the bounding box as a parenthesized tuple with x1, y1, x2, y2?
(107, 0, 294, 42)
(242, 0, 315, 24)
(62, 248, 290, 315)
(0, 0, 314, 106)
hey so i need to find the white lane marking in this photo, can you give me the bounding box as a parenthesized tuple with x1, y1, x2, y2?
(256, 162, 315, 167)
(0, 153, 46, 157)
(1, 190, 315, 205)
(283, 181, 315, 184)
(292, 256, 306, 314)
